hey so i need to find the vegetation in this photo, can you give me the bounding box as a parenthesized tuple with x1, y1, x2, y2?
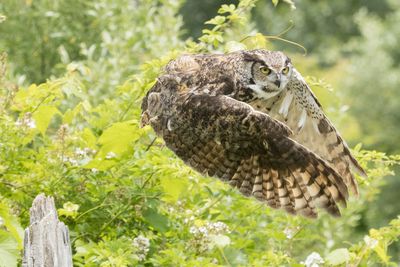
(0, 0, 399, 266)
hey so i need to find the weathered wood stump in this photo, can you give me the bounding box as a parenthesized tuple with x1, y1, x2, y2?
(22, 194, 72, 267)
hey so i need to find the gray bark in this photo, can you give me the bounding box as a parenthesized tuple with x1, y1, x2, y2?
(22, 194, 72, 267)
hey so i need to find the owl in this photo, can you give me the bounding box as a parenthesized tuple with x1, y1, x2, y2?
(141, 49, 366, 218)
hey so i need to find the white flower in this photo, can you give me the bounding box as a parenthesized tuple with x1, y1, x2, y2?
(199, 226, 208, 235)
(207, 221, 230, 234)
(189, 221, 231, 252)
(75, 148, 86, 156)
(15, 113, 36, 129)
(133, 235, 150, 261)
(189, 226, 196, 234)
(91, 168, 98, 173)
(184, 215, 195, 224)
(75, 147, 96, 157)
(105, 151, 117, 159)
(26, 118, 36, 129)
(327, 239, 335, 249)
(68, 158, 78, 166)
(0, 216, 4, 226)
(284, 226, 300, 239)
(225, 196, 233, 205)
(189, 226, 198, 234)
(84, 147, 96, 154)
(284, 227, 295, 239)
(301, 252, 324, 267)
(364, 235, 378, 249)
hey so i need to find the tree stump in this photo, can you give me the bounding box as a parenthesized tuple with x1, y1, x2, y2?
(22, 194, 73, 267)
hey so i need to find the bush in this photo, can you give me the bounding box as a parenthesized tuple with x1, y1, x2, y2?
(0, 0, 399, 266)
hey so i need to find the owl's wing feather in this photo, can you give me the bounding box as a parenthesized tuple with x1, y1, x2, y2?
(250, 69, 366, 195)
(144, 78, 350, 217)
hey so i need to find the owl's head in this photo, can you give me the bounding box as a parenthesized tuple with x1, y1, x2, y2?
(242, 50, 293, 97)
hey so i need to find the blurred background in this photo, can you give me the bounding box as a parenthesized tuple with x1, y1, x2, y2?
(1, 0, 399, 264)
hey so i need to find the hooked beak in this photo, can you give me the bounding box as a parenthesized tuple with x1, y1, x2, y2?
(274, 74, 281, 88)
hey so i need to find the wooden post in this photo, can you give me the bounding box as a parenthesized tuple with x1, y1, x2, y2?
(22, 194, 73, 267)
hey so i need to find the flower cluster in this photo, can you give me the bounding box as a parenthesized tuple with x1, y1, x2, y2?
(189, 221, 231, 252)
(61, 147, 96, 166)
(15, 113, 36, 129)
(75, 147, 96, 157)
(301, 252, 324, 267)
(364, 235, 378, 249)
(283, 226, 300, 239)
(133, 235, 150, 261)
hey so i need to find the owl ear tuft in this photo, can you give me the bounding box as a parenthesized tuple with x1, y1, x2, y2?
(242, 51, 262, 63)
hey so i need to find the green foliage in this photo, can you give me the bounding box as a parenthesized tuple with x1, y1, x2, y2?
(251, 0, 393, 58)
(0, 203, 23, 267)
(342, 3, 400, 153)
(0, 0, 399, 266)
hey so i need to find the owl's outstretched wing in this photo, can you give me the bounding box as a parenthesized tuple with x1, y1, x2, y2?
(142, 79, 349, 217)
(249, 69, 366, 195)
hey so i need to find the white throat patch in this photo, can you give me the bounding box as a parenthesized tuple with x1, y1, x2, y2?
(248, 84, 280, 99)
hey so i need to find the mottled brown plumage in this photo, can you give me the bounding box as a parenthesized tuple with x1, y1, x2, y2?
(141, 49, 365, 218)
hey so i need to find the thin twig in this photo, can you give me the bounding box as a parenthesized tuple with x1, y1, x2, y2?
(218, 246, 232, 267)
(145, 137, 157, 151)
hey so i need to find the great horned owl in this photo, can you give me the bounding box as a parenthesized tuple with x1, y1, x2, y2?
(141, 49, 366, 218)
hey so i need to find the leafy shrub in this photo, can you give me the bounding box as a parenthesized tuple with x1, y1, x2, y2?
(0, 0, 399, 266)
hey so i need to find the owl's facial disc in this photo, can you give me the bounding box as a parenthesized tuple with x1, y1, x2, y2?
(247, 59, 292, 99)
(254, 62, 292, 89)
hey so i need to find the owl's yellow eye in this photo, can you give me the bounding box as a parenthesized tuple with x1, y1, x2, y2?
(282, 67, 289, 74)
(259, 66, 271, 75)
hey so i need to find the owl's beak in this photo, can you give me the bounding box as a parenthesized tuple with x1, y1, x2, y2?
(274, 73, 282, 88)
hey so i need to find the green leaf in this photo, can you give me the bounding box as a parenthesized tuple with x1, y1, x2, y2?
(32, 105, 60, 135)
(205, 16, 226, 25)
(374, 244, 390, 264)
(62, 103, 82, 124)
(218, 4, 236, 14)
(272, 0, 279, 6)
(326, 248, 350, 265)
(225, 41, 247, 53)
(282, 0, 296, 9)
(242, 33, 268, 49)
(58, 202, 80, 219)
(143, 208, 169, 233)
(81, 128, 97, 149)
(0, 203, 23, 248)
(84, 158, 117, 171)
(160, 176, 188, 202)
(0, 230, 18, 267)
(85, 121, 139, 170)
(96, 120, 140, 158)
